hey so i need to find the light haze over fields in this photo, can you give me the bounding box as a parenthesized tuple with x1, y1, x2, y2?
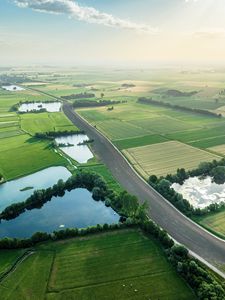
(1, 0, 225, 66)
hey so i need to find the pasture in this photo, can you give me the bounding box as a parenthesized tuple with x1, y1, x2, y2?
(123, 141, 220, 178)
(0, 134, 67, 180)
(0, 230, 195, 300)
(196, 210, 225, 238)
(21, 112, 77, 135)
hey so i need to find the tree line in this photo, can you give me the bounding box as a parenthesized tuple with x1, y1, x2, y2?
(72, 99, 125, 108)
(149, 158, 225, 217)
(35, 130, 85, 140)
(137, 97, 222, 118)
(61, 92, 95, 100)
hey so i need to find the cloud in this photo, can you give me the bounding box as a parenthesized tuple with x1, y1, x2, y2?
(193, 28, 225, 39)
(15, 0, 158, 34)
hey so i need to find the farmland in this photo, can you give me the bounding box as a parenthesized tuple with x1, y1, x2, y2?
(0, 229, 195, 300)
(123, 141, 220, 178)
(195, 210, 225, 239)
(20, 112, 77, 135)
(0, 134, 67, 180)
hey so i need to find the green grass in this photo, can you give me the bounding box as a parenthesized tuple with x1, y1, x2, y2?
(166, 125, 225, 143)
(189, 136, 225, 149)
(20, 112, 77, 135)
(0, 230, 196, 300)
(0, 251, 53, 300)
(128, 116, 195, 134)
(96, 119, 149, 140)
(194, 210, 225, 238)
(113, 134, 168, 150)
(0, 135, 67, 180)
(0, 249, 24, 277)
(79, 163, 122, 193)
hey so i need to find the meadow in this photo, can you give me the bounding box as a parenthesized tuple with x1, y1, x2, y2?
(0, 229, 195, 300)
(0, 134, 67, 180)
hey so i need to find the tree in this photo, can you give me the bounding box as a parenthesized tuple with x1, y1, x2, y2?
(120, 192, 139, 217)
(210, 166, 225, 184)
(101, 93, 104, 98)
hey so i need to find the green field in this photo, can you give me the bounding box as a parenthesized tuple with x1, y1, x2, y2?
(123, 141, 220, 178)
(21, 112, 77, 135)
(195, 210, 225, 238)
(0, 134, 67, 180)
(79, 163, 122, 193)
(0, 230, 195, 300)
(113, 134, 168, 150)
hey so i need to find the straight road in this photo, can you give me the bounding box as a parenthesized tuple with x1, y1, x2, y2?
(63, 102, 225, 272)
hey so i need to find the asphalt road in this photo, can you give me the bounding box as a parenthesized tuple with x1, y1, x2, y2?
(63, 102, 225, 270)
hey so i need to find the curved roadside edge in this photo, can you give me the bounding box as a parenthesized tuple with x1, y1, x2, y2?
(64, 104, 225, 279)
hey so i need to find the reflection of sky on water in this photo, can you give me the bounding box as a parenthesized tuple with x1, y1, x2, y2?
(0, 167, 71, 212)
(19, 102, 61, 112)
(172, 177, 225, 209)
(55, 134, 93, 163)
(0, 188, 119, 238)
(2, 85, 25, 91)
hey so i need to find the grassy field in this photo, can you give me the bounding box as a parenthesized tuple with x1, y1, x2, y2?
(79, 163, 122, 193)
(113, 134, 168, 150)
(208, 144, 225, 156)
(0, 249, 24, 277)
(21, 112, 77, 135)
(123, 141, 220, 178)
(0, 134, 67, 180)
(0, 230, 195, 300)
(195, 210, 225, 238)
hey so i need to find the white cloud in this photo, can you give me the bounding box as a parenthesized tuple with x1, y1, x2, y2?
(15, 0, 158, 34)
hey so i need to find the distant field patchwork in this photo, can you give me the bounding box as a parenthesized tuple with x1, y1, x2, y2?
(123, 141, 220, 177)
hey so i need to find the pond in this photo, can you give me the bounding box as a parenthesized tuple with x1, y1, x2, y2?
(55, 134, 94, 163)
(0, 166, 71, 212)
(172, 176, 225, 209)
(18, 102, 61, 112)
(0, 188, 120, 238)
(2, 85, 25, 91)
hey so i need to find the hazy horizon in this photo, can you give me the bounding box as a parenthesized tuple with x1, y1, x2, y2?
(1, 0, 225, 66)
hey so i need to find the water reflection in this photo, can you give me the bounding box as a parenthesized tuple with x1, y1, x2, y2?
(0, 167, 71, 212)
(19, 102, 61, 112)
(0, 188, 120, 238)
(55, 134, 93, 163)
(172, 176, 225, 209)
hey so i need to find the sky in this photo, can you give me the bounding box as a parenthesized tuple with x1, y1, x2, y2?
(1, 0, 225, 66)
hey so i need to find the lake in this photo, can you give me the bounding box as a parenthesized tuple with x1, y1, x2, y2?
(18, 102, 61, 112)
(0, 188, 120, 238)
(55, 134, 94, 163)
(2, 85, 25, 91)
(0, 166, 71, 212)
(172, 176, 225, 209)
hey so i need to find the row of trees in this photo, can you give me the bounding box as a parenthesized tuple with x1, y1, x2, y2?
(35, 129, 84, 140)
(72, 99, 124, 108)
(137, 97, 222, 118)
(149, 158, 225, 216)
(61, 92, 95, 100)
